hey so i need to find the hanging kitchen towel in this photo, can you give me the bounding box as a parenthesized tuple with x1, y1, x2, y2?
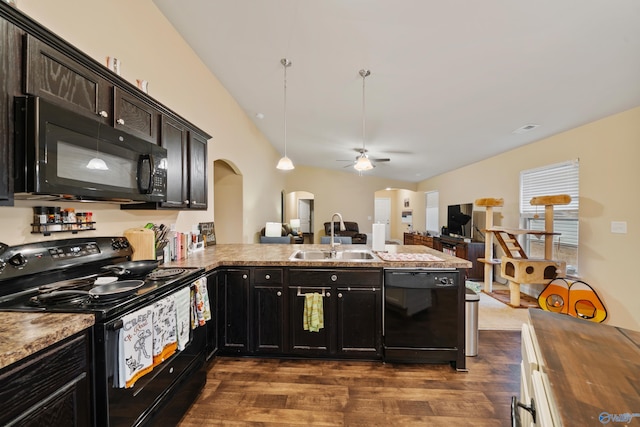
(152, 294, 177, 367)
(303, 292, 324, 332)
(193, 277, 211, 327)
(117, 306, 154, 388)
(175, 286, 191, 351)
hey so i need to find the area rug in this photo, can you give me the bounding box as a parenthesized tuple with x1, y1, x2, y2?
(478, 292, 531, 330)
(484, 289, 539, 309)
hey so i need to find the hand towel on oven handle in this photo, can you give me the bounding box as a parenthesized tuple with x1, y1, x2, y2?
(192, 277, 211, 328)
(116, 306, 154, 388)
(175, 286, 191, 351)
(152, 294, 177, 366)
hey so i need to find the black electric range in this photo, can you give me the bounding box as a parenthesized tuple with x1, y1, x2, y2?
(0, 237, 204, 321)
(0, 237, 208, 427)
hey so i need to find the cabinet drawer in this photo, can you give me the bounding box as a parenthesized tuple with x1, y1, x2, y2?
(254, 268, 283, 284)
(289, 269, 381, 286)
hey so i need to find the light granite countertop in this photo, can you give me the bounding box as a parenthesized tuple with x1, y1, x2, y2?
(162, 243, 473, 271)
(0, 312, 94, 370)
(0, 243, 470, 371)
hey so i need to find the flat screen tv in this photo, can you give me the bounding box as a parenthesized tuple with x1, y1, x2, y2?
(446, 203, 473, 239)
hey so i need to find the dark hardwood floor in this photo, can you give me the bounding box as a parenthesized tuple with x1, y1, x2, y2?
(178, 330, 520, 426)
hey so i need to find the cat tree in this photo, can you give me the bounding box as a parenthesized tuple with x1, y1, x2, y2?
(475, 195, 570, 307)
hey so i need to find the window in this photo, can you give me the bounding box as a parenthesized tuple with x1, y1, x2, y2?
(520, 160, 579, 275)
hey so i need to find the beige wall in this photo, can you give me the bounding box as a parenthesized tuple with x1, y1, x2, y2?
(284, 166, 416, 242)
(417, 107, 640, 330)
(0, 0, 285, 245)
(374, 189, 425, 241)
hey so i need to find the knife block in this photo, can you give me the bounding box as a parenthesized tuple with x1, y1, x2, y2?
(124, 228, 156, 261)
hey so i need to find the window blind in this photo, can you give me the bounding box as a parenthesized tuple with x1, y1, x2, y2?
(520, 160, 579, 216)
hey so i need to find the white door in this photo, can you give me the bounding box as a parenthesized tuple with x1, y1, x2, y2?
(298, 199, 312, 233)
(374, 198, 391, 241)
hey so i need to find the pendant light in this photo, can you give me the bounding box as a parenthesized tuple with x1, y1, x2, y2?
(86, 122, 109, 170)
(276, 58, 295, 170)
(354, 69, 373, 172)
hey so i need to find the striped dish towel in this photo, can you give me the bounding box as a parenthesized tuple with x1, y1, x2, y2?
(303, 292, 324, 332)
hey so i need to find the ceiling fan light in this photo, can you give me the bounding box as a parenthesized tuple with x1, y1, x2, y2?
(276, 155, 295, 170)
(354, 155, 373, 171)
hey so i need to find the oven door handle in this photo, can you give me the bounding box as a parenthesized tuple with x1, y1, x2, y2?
(108, 319, 124, 331)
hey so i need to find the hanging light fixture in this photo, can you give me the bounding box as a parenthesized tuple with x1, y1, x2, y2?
(86, 122, 109, 170)
(276, 58, 295, 170)
(354, 69, 373, 172)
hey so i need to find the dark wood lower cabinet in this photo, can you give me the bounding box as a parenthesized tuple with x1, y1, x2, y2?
(0, 331, 92, 427)
(253, 285, 285, 353)
(336, 286, 382, 358)
(218, 268, 250, 354)
(288, 285, 333, 355)
(205, 270, 219, 360)
(217, 267, 383, 360)
(287, 268, 382, 359)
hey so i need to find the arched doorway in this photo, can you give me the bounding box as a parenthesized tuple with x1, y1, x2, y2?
(285, 190, 315, 243)
(214, 159, 243, 243)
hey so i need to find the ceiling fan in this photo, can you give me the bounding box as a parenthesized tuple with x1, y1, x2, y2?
(337, 148, 391, 168)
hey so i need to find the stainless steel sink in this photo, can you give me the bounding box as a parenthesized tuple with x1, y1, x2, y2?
(289, 249, 376, 261)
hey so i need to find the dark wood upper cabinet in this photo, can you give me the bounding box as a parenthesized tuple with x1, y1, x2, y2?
(188, 131, 208, 210)
(113, 87, 159, 143)
(24, 34, 111, 124)
(1, 3, 210, 207)
(161, 115, 189, 209)
(0, 15, 21, 205)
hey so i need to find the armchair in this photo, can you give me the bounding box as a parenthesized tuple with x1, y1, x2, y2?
(259, 223, 304, 244)
(323, 221, 367, 244)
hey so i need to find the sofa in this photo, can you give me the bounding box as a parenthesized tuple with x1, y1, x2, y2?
(259, 223, 304, 244)
(323, 221, 367, 244)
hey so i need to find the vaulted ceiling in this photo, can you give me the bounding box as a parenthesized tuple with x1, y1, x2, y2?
(154, 0, 640, 182)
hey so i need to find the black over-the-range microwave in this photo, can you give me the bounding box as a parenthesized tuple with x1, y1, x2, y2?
(13, 96, 168, 203)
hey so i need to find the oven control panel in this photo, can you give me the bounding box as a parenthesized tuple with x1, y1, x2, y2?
(48, 242, 101, 259)
(384, 269, 459, 289)
(0, 237, 133, 281)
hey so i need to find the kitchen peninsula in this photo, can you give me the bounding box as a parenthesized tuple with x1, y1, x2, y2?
(1, 243, 470, 366)
(0, 243, 470, 426)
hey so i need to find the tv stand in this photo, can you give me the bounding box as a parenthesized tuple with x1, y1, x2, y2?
(404, 233, 485, 280)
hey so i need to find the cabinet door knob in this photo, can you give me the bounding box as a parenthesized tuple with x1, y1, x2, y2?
(330, 274, 338, 282)
(265, 274, 271, 280)
(98, 110, 108, 118)
(276, 291, 282, 297)
(242, 274, 247, 279)
(326, 291, 331, 297)
(338, 292, 343, 298)
(116, 118, 125, 125)
(184, 200, 189, 204)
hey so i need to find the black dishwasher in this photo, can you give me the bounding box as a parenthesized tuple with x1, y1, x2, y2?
(383, 269, 465, 370)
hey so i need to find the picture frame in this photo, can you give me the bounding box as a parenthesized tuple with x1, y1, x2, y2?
(199, 222, 216, 246)
(404, 198, 410, 208)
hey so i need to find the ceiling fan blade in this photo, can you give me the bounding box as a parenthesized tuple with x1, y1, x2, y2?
(370, 158, 390, 162)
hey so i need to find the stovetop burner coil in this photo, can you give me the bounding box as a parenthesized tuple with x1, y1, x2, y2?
(29, 292, 92, 307)
(38, 277, 96, 293)
(146, 268, 187, 280)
